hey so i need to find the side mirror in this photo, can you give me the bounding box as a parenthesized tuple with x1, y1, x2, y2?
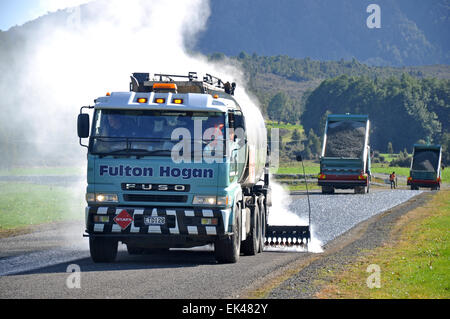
(77, 113, 90, 138)
(296, 154, 303, 162)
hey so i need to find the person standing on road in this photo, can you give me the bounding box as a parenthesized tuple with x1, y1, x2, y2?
(389, 171, 396, 189)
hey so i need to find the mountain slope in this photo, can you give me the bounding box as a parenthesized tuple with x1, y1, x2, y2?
(196, 0, 450, 66)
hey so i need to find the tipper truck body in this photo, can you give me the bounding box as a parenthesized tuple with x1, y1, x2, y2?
(407, 144, 442, 190)
(318, 114, 371, 194)
(77, 72, 271, 263)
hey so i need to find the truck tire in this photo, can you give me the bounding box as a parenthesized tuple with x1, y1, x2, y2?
(258, 201, 266, 253)
(214, 203, 241, 263)
(89, 237, 118, 263)
(355, 186, 366, 194)
(322, 186, 334, 194)
(127, 244, 144, 255)
(241, 203, 260, 256)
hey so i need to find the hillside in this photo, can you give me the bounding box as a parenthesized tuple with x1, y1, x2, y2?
(197, 0, 450, 66)
(213, 53, 450, 124)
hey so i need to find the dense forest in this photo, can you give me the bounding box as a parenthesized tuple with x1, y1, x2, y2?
(215, 54, 449, 163)
(302, 74, 449, 154)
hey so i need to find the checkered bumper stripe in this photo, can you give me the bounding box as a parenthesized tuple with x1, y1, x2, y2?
(86, 206, 229, 236)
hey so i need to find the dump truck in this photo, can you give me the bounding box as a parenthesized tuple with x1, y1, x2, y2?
(318, 114, 371, 194)
(407, 144, 442, 190)
(77, 72, 276, 263)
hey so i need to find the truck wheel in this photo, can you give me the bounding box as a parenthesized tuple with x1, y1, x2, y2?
(322, 186, 334, 194)
(215, 203, 241, 263)
(241, 203, 260, 256)
(89, 237, 118, 263)
(127, 244, 144, 255)
(258, 201, 266, 253)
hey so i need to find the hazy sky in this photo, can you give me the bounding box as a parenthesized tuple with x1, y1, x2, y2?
(0, 0, 92, 31)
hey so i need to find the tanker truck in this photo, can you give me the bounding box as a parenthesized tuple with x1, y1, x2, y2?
(407, 144, 442, 190)
(318, 114, 371, 194)
(77, 72, 272, 263)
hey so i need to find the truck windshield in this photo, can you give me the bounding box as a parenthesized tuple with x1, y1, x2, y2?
(90, 109, 225, 156)
(325, 121, 366, 158)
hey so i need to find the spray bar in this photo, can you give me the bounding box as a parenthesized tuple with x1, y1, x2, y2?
(265, 225, 310, 246)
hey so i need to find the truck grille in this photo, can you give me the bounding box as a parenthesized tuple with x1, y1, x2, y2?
(123, 194, 188, 203)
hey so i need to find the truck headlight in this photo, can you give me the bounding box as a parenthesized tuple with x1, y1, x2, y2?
(192, 195, 230, 206)
(86, 193, 118, 203)
(216, 196, 229, 206)
(96, 193, 119, 203)
(192, 196, 216, 205)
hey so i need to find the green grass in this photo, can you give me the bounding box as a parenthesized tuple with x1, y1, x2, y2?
(378, 153, 399, 162)
(271, 161, 320, 175)
(317, 191, 450, 299)
(266, 120, 304, 131)
(371, 163, 449, 183)
(371, 164, 410, 177)
(266, 120, 304, 144)
(0, 166, 84, 176)
(0, 182, 85, 231)
(283, 183, 321, 191)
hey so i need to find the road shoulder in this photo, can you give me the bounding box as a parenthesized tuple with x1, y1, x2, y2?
(241, 191, 434, 298)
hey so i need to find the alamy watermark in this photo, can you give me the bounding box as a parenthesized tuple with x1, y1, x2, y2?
(366, 4, 381, 29)
(66, 264, 81, 289)
(366, 264, 381, 289)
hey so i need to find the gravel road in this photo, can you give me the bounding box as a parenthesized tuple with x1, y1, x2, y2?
(0, 189, 423, 298)
(267, 191, 433, 299)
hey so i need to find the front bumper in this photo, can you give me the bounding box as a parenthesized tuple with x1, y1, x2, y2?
(85, 206, 230, 239)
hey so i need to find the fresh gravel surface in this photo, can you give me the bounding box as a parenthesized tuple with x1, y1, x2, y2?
(290, 189, 423, 245)
(267, 191, 432, 299)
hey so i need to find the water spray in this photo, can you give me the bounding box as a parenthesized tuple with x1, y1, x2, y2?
(264, 153, 312, 251)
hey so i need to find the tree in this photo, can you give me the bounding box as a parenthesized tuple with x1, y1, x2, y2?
(267, 92, 291, 124)
(440, 133, 450, 166)
(301, 74, 448, 153)
(291, 129, 301, 143)
(387, 142, 394, 154)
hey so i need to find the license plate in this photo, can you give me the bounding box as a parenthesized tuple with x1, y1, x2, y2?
(144, 216, 166, 226)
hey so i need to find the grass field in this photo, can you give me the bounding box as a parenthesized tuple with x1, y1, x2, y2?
(272, 159, 449, 184)
(378, 153, 399, 162)
(271, 161, 320, 175)
(371, 163, 450, 183)
(266, 120, 304, 144)
(265, 120, 304, 131)
(370, 164, 410, 177)
(0, 182, 85, 232)
(317, 190, 450, 298)
(282, 183, 321, 191)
